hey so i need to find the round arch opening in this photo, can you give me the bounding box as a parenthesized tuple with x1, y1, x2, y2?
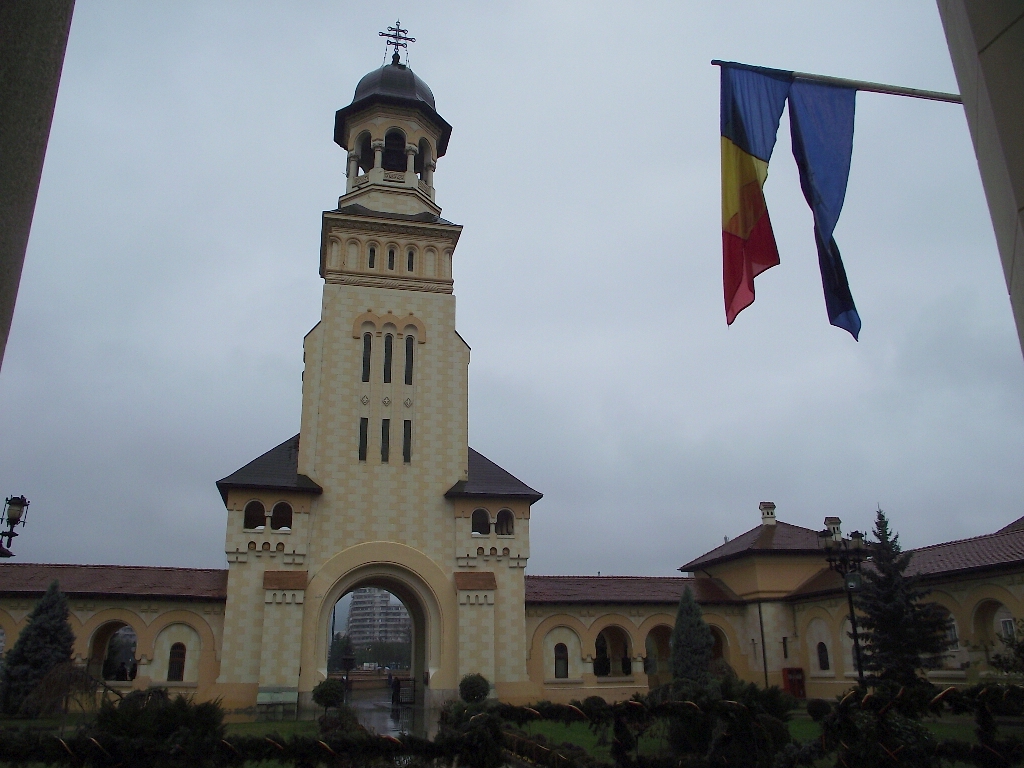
(320, 565, 440, 707)
(594, 625, 632, 677)
(644, 625, 672, 689)
(88, 622, 138, 681)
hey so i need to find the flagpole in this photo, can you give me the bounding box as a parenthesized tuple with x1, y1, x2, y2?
(711, 60, 962, 104)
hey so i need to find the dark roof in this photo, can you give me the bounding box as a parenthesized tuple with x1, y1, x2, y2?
(216, 434, 322, 504)
(334, 56, 452, 157)
(0, 564, 227, 602)
(907, 528, 1024, 579)
(787, 527, 1024, 601)
(681, 521, 822, 572)
(332, 204, 455, 226)
(445, 448, 543, 502)
(998, 515, 1024, 533)
(525, 575, 741, 605)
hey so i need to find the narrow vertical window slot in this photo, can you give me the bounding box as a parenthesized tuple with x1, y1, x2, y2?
(407, 250, 415, 272)
(404, 335, 414, 385)
(403, 420, 412, 463)
(381, 419, 390, 462)
(387, 248, 395, 270)
(368, 246, 376, 269)
(361, 333, 372, 382)
(383, 335, 393, 383)
(358, 418, 368, 461)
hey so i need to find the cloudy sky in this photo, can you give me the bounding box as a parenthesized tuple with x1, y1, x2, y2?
(2, 2, 1022, 578)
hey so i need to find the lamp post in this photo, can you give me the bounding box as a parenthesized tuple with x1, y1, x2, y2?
(0, 495, 30, 557)
(817, 517, 869, 687)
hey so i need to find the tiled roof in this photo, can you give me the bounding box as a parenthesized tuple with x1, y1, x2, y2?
(216, 434, 322, 503)
(445, 448, 543, 502)
(786, 528, 1024, 600)
(997, 515, 1024, 534)
(0, 564, 227, 602)
(680, 522, 822, 572)
(907, 528, 1024, 579)
(524, 575, 741, 605)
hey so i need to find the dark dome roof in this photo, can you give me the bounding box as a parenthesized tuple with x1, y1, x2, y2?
(352, 56, 436, 110)
(334, 54, 452, 157)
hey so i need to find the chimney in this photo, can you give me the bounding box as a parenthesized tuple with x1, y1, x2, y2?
(824, 516, 842, 541)
(759, 501, 777, 526)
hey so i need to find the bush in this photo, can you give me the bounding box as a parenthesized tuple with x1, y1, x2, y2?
(806, 698, 832, 722)
(88, 688, 225, 766)
(459, 672, 490, 703)
(311, 678, 347, 710)
(318, 703, 362, 737)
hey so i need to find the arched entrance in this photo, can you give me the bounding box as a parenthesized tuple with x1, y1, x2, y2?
(316, 563, 442, 706)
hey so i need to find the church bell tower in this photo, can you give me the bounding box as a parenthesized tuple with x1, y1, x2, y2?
(217, 30, 541, 712)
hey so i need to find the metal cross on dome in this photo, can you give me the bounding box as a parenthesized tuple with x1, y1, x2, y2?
(380, 20, 415, 63)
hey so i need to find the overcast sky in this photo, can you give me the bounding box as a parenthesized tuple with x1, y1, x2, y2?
(2, 2, 1022, 578)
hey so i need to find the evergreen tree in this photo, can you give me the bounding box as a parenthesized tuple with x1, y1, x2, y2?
(327, 633, 354, 672)
(854, 509, 950, 686)
(670, 586, 714, 686)
(0, 580, 75, 715)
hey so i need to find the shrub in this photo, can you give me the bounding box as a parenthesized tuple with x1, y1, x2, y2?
(806, 698, 832, 722)
(459, 672, 490, 704)
(311, 678, 347, 711)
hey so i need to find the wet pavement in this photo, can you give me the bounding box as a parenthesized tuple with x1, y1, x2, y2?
(347, 687, 438, 739)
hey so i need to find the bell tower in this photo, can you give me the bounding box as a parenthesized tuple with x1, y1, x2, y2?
(216, 29, 542, 712)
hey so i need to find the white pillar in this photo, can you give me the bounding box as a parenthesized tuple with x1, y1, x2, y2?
(371, 139, 384, 169)
(405, 143, 418, 177)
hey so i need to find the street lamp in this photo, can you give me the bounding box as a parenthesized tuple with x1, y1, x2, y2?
(0, 495, 30, 557)
(817, 517, 869, 687)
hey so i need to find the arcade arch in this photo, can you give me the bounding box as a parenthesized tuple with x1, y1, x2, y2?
(643, 625, 672, 688)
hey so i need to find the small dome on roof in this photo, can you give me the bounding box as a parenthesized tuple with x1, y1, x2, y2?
(352, 53, 436, 110)
(334, 53, 452, 157)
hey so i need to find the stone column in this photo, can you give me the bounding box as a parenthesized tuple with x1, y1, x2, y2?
(405, 143, 418, 178)
(371, 139, 384, 169)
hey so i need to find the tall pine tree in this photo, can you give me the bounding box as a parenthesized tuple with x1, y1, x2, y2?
(0, 580, 75, 715)
(670, 586, 714, 686)
(854, 509, 949, 686)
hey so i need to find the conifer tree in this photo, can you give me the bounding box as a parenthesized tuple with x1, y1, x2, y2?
(670, 586, 714, 686)
(854, 509, 949, 686)
(0, 580, 75, 715)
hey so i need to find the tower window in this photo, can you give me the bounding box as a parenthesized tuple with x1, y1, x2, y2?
(358, 418, 368, 461)
(495, 509, 514, 536)
(387, 248, 395, 270)
(368, 246, 376, 269)
(782, 636, 789, 659)
(243, 501, 265, 530)
(403, 420, 412, 463)
(471, 509, 490, 535)
(382, 130, 406, 171)
(381, 419, 390, 462)
(167, 643, 186, 682)
(554, 643, 568, 679)
(407, 250, 415, 272)
(271, 502, 292, 531)
(361, 333, 372, 382)
(404, 335, 414, 385)
(383, 334, 393, 383)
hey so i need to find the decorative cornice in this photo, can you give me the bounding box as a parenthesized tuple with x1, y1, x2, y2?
(325, 272, 453, 294)
(324, 218, 461, 243)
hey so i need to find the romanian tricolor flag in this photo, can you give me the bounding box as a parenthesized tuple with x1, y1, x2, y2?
(720, 62, 861, 339)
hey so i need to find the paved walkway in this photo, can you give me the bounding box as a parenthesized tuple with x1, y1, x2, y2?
(347, 687, 438, 739)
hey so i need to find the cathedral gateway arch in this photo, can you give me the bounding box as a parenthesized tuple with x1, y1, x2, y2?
(213, 50, 543, 710)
